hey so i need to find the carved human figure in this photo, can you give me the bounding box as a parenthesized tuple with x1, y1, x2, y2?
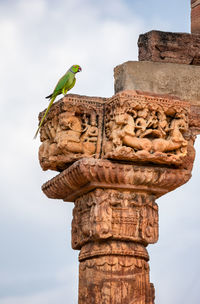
(40, 111, 99, 160)
(90, 189, 112, 239)
(81, 113, 98, 142)
(135, 108, 149, 137)
(39, 111, 99, 171)
(39, 118, 61, 165)
(111, 113, 152, 151)
(152, 113, 188, 153)
(104, 99, 189, 164)
(80, 113, 98, 154)
(139, 109, 168, 139)
(55, 112, 83, 153)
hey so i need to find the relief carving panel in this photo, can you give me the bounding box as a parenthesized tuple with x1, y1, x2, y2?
(39, 94, 104, 171)
(38, 91, 194, 172)
(103, 91, 191, 166)
(72, 189, 158, 249)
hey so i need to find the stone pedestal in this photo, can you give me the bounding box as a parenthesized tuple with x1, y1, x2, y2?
(38, 89, 197, 303)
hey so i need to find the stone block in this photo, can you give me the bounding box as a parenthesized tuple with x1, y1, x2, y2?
(114, 61, 200, 102)
(191, 0, 200, 33)
(138, 30, 200, 65)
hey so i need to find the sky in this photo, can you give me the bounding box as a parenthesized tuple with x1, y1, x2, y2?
(0, 0, 200, 303)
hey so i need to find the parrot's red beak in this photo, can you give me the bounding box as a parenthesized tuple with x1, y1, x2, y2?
(78, 66, 82, 72)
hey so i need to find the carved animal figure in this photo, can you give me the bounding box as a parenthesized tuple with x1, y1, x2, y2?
(34, 64, 82, 139)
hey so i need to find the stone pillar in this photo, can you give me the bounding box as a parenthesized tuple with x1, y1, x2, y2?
(191, 0, 200, 33)
(38, 89, 196, 303)
(74, 187, 156, 304)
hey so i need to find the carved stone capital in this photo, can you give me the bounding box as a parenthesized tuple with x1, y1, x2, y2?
(39, 90, 196, 172)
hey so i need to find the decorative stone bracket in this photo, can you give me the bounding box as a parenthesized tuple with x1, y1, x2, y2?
(38, 88, 197, 303)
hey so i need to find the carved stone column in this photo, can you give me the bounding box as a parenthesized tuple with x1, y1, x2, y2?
(38, 91, 196, 303)
(75, 188, 156, 304)
(43, 158, 192, 304)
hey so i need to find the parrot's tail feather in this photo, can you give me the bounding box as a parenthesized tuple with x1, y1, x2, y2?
(33, 127, 40, 140)
(45, 93, 53, 99)
(33, 96, 56, 139)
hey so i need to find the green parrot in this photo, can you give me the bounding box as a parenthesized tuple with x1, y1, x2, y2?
(34, 64, 82, 139)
